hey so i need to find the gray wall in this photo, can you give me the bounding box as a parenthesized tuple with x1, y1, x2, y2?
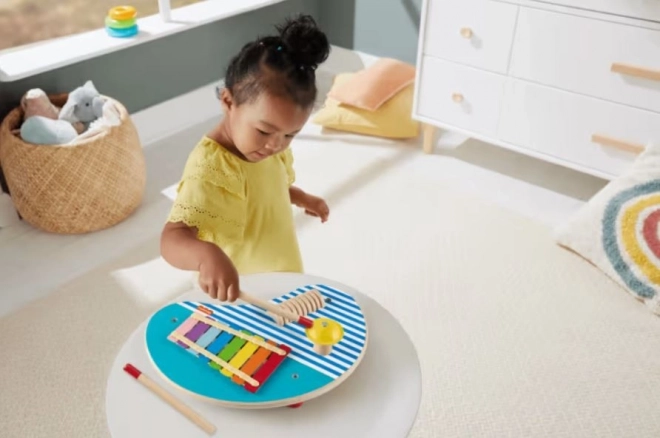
(0, 0, 423, 197)
(320, 0, 422, 65)
(0, 0, 424, 121)
(0, 0, 320, 120)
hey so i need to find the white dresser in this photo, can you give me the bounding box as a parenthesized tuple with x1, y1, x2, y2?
(412, 0, 660, 180)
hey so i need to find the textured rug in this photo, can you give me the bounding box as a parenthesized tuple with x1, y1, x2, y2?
(1, 138, 659, 438)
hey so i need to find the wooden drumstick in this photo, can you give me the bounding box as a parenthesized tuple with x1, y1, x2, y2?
(123, 363, 216, 435)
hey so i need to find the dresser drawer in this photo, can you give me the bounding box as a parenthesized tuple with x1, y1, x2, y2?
(423, 0, 518, 74)
(416, 56, 507, 137)
(510, 8, 660, 114)
(499, 80, 660, 177)
(527, 0, 660, 23)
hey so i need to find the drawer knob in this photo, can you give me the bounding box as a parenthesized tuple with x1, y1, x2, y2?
(591, 134, 645, 154)
(611, 62, 660, 82)
(460, 27, 473, 39)
(452, 93, 464, 103)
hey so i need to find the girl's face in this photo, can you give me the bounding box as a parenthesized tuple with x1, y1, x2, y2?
(220, 88, 312, 163)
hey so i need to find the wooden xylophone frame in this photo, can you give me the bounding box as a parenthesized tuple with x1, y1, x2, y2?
(168, 305, 292, 393)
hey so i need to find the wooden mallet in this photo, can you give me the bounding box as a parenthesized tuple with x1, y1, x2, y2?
(238, 290, 344, 355)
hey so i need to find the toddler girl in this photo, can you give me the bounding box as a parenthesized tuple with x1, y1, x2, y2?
(161, 15, 331, 303)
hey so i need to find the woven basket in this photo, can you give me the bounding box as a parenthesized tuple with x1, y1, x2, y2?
(0, 93, 146, 234)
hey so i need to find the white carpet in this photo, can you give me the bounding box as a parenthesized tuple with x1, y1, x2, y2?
(1, 124, 659, 438)
(290, 134, 660, 438)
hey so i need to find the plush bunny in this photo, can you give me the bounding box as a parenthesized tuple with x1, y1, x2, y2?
(21, 89, 59, 120)
(58, 80, 106, 130)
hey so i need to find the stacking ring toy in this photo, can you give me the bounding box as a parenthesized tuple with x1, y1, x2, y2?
(106, 6, 139, 38)
(105, 16, 137, 29)
(106, 26, 139, 38)
(109, 6, 137, 21)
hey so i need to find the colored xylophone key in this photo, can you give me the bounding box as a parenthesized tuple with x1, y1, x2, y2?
(231, 338, 273, 385)
(168, 313, 291, 392)
(205, 326, 237, 360)
(221, 336, 260, 377)
(167, 317, 197, 344)
(210, 329, 250, 371)
(243, 344, 292, 393)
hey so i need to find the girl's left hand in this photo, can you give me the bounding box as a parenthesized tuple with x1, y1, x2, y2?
(302, 194, 330, 223)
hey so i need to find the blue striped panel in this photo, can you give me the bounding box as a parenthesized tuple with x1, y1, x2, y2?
(234, 302, 365, 354)
(276, 289, 367, 334)
(299, 286, 366, 323)
(276, 290, 367, 332)
(268, 321, 363, 358)
(313, 284, 362, 310)
(249, 285, 368, 351)
(281, 287, 366, 326)
(230, 300, 366, 358)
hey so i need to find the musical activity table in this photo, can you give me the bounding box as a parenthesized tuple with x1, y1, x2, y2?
(105, 273, 422, 437)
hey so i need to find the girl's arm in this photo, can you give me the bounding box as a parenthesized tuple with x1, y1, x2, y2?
(160, 221, 240, 301)
(289, 186, 330, 223)
(288, 185, 309, 208)
(160, 221, 218, 271)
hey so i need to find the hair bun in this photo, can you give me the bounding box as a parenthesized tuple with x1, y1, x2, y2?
(276, 14, 330, 70)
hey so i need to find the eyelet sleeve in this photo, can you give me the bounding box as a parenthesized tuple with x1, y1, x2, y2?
(167, 139, 247, 245)
(278, 148, 296, 186)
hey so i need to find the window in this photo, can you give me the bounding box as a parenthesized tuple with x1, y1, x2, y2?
(0, 0, 205, 52)
(0, 0, 283, 81)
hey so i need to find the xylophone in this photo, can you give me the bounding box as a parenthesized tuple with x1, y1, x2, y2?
(145, 284, 368, 409)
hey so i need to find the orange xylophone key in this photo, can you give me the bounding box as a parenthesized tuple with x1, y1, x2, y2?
(244, 344, 292, 393)
(231, 339, 277, 385)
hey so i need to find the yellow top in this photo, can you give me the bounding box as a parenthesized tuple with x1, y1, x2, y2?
(306, 318, 344, 346)
(167, 136, 303, 274)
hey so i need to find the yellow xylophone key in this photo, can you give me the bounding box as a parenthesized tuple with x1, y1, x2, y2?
(220, 337, 261, 377)
(232, 339, 274, 385)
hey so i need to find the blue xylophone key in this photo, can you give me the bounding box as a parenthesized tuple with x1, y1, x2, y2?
(187, 326, 221, 357)
(203, 329, 234, 363)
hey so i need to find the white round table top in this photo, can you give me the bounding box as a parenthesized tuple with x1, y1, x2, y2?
(106, 272, 421, 438)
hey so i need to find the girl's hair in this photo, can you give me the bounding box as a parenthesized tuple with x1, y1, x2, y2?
(224, 14, 330, 109)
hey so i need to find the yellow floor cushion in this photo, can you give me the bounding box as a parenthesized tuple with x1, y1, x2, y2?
(313, 72, 420, 139)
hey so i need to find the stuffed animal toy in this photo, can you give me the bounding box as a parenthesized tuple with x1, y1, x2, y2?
(20, 116, 79, 145)
(16, 81, 108, 146)
(73, 99, 122, 142)
(58, 80, 106, 130)
(18, 88, 80, 145)
(21, 89, 59, 120)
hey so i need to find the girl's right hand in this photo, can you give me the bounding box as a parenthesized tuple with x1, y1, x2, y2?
(197, 245, 240, 302)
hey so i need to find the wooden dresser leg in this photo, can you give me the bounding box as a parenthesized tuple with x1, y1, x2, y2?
(422, 124, 436, 154)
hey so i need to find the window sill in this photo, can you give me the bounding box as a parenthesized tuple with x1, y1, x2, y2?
(0, 0, 286, 82)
